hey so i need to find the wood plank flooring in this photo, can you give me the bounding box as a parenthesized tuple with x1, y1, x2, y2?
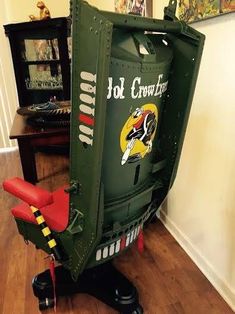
(0, 149, 233, 314)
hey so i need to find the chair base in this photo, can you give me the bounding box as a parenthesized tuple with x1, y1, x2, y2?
(32, 262, 143, 314)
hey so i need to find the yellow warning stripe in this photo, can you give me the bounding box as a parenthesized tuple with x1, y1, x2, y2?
(29, 206, 58, 254)
(42, 227, 51, 237)
(48, 239, 57, 248)
(30, 206, 39, 213)
(36, 215, 45, 224)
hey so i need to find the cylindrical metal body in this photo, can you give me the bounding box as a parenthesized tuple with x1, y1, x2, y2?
(102, 30, 173, 227)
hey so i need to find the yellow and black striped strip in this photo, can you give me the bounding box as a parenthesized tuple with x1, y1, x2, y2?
(30, 206, 62, 260)
(42, 227, 51, 237)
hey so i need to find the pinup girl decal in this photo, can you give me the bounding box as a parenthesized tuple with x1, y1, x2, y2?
(120, 104, 158, 165)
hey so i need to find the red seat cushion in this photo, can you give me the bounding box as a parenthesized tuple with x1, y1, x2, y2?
(3, 177, 53, 208)
(11, 187, 69, 232)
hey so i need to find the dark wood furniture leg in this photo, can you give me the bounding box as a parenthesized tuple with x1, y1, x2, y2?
(18, 138, 37, 184)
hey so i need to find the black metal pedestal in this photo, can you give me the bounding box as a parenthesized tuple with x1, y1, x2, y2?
(32, 262, 143, 313)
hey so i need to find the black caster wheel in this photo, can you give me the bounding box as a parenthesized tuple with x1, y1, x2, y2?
(38, 298, 54, 311)
(131, 305, 144, 314)
(121, 305, 144, 314)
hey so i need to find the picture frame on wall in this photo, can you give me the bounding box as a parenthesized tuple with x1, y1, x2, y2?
(221, 0, 235, 13)
(115, 0, 153, 17)
(178, 0, 235, 23)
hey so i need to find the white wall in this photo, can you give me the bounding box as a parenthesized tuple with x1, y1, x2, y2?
(153, 0, 235, 310)
(88, 0, 114, 11)
(153, 0, 167, 19)
(0, 1, 18, 148)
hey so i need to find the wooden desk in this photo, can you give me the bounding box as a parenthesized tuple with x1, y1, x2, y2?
(10, 113, 69, 184)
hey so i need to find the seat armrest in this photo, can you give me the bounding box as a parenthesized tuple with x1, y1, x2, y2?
(3, 177, 53, 208)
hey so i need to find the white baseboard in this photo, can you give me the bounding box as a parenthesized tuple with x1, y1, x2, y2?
(160, 210, 235, 312)
(0, 146, 18, 153)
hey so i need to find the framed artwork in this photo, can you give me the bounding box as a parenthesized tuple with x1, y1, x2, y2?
(178, 0, 235, 23)
(115, 0, 153, 17)
(221, 0, 235, 13)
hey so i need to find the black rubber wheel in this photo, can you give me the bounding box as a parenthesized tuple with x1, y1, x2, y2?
(38, 298, 54, 311)
(121, 305, 144, 314)
(131, 305, 144, 314)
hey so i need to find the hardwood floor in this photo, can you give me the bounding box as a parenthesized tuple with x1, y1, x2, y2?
(0, 149, 233, 314)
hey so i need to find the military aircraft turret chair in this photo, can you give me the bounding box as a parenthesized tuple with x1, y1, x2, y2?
(3, 1, 205, 313)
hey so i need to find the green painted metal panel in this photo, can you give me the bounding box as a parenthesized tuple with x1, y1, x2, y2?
(67, 1, 113, 279)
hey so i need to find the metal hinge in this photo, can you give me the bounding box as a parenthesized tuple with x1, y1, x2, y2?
(67, 208, 84, 234)
(64, 181, 80, 195)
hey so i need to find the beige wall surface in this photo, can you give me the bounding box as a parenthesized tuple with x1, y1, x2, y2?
(0, 1, 19, 148)
(153, 0, 235, 311)
(88, 0, 114, 11)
